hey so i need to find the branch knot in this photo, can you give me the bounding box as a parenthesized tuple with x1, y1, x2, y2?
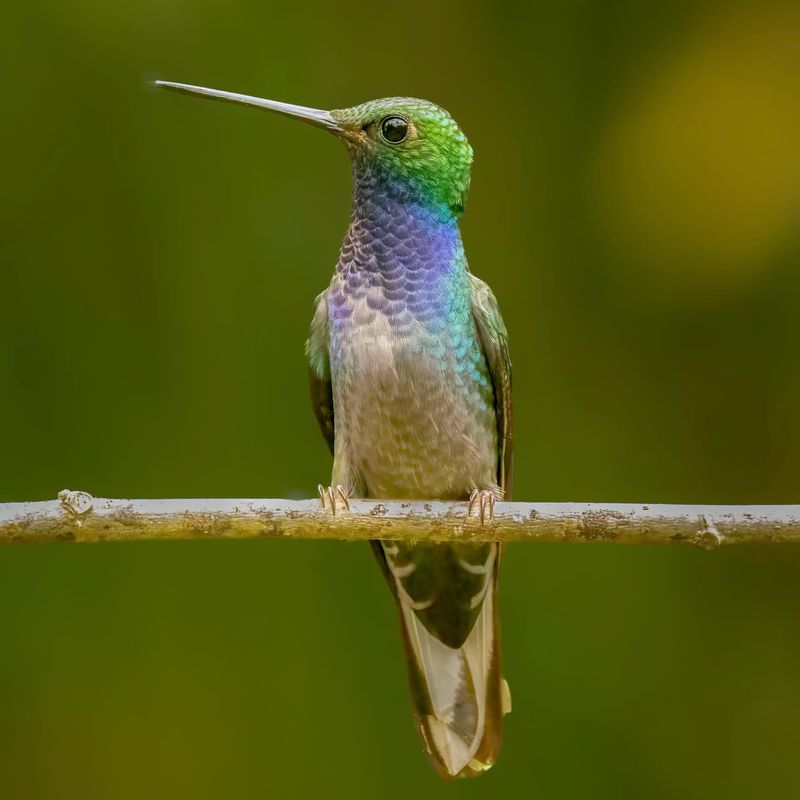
(58, 489, 95, 520)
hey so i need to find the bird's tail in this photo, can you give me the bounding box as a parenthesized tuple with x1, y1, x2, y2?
(372, 541, 511, 779)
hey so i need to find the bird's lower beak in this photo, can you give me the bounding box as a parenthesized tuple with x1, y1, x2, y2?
(154, 80, 343, 133)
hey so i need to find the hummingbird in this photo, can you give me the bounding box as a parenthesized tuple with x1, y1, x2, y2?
(155, 80, 513, 779)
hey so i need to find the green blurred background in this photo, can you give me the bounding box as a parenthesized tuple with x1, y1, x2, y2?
(3, 0, 800, 797)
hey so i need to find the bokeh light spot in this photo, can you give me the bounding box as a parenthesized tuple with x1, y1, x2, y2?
(591, 3, 800, 302)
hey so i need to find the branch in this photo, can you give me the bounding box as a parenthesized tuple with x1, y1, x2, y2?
(1, 490, 799, 548)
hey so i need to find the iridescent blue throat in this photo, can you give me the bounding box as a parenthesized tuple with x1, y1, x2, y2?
(328, 166, 468, 335)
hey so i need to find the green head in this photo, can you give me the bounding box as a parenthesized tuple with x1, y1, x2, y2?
(155, 82, 473, 218)
(331, 98, 472, 216)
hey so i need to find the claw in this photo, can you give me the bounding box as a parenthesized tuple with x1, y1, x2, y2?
(336, 485, 350, 511)
(318, 484, 350, 516)
(468, 489, 496, 525)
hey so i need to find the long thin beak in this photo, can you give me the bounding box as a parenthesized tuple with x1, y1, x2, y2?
(154, 80, 342, 132)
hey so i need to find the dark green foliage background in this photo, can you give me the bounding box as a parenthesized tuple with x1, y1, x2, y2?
(3, 1, 800, 797)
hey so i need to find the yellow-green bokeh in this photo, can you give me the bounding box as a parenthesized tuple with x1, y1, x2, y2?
(3, 1, 800, 797)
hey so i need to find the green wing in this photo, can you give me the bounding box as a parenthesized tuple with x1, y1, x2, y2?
(469, 274, 513, 499)
(305, 290, 334, 455)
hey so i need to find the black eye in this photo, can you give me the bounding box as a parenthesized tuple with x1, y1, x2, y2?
(380, 116, 408, 144)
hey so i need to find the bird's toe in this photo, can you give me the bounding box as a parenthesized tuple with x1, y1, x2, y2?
(317, 484, 350, 515)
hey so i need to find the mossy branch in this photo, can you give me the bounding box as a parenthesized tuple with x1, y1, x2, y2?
(1, 490, 799, 548)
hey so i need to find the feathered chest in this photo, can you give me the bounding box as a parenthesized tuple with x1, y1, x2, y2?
(326, 198, 483, 376)
(321, 198, 498, 498)
(330, 264, 471, 355)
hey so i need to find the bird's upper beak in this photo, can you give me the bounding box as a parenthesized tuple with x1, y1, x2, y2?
(154, 80, 344, 133)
